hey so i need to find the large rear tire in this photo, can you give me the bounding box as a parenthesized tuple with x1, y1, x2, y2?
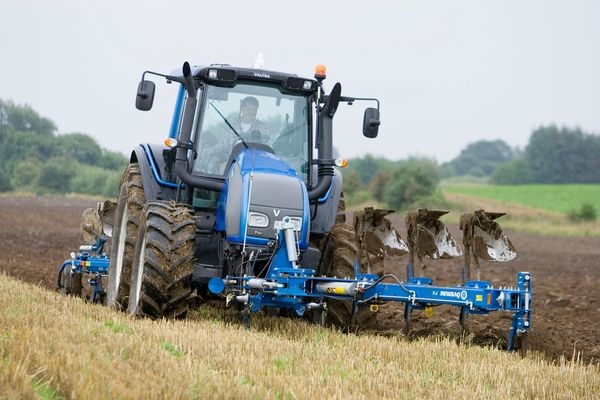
(107, 164, 144, 310)
(317, 223, 379, 331)
(127, 201, 196, 319)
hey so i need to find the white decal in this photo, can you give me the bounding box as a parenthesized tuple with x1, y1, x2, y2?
(439, 290, 462, 299)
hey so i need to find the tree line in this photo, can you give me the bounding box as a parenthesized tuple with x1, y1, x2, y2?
(0, 99, 127, 196)
(343, 125, 600, 211)
(2, 99, 598, 209)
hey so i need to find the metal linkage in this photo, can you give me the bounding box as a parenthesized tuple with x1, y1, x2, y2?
(209, 228, 532, 351)
(57, 237, 110, 303)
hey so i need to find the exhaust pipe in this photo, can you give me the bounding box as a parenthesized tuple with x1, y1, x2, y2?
(308, 82, 341, 201)
(173, 62, 225, 192)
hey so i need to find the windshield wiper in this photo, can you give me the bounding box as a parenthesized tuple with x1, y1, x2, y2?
(209, 102, 248, 148)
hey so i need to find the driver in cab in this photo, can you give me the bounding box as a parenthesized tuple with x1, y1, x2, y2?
(234, 96, 268, 143)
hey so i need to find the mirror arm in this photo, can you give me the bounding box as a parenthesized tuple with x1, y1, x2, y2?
(339, 96, 380, 110)
(140, 70, 185, 85)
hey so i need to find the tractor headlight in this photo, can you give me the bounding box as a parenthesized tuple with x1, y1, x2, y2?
(288, 217, 302, 231)
(248, 212, 269, 228)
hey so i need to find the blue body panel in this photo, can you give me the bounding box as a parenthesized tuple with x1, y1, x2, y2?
(216, 147, 310, 249)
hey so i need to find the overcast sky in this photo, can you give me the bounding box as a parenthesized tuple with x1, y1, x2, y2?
(1, 0, 599, 163)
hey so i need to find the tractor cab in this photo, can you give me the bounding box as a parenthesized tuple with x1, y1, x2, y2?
(134, 62, 381, 239)
(191, 82, 310, 181)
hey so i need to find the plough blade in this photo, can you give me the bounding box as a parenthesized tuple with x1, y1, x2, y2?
(98, 200, 116, 237)
(353, 207, 408, 258)
(460, 209, 517, 281)
(405, 209, 462, 275)
(472, 225, 517, 262)
(460, 210, 517, 262)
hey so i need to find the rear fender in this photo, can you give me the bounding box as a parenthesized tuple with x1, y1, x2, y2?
(130, 145, 178, 202)
(310, 169, 343, 235)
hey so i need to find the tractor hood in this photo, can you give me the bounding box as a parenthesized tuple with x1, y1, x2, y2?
(215, 147, 310, 249)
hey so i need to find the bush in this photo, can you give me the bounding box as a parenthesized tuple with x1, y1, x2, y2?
(408, 189, 451, 211)
(0, 169, 12, 192)
(568, 203, 597, 222)
(10, 158, 42, 188)
(341, 170, 362, 197)
(101, 172, 122, 197)
(347, 190, 374, 207)
(70, 164, 122, 197)
(383, 158, 440, 211)
(491, 158, 534, 184)
(35, 157, 76, 194)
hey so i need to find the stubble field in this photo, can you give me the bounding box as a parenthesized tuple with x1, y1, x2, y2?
(1, 195, 599, 365)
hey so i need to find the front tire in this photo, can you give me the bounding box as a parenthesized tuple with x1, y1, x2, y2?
(107, 164, 145, 310)
(128, 201, 196, 319)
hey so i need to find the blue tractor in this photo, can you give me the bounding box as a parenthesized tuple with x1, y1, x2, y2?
(105, 61, 383, 320)
(59, 60, 532, 350)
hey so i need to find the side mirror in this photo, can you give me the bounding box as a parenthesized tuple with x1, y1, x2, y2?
(363, 107, 380, 138)
(135, 80, 156, 111)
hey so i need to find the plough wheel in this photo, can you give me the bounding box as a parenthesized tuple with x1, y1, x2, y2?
(107, 163, 145, 310)
(127, 201, 196, 319)
(57, 264, 83, 297)
(317, 223, 378, 331)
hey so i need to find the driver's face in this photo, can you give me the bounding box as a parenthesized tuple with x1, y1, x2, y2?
(242, 103, 258, 120)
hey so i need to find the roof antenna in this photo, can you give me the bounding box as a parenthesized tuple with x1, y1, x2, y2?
(254, 53, 266, 69)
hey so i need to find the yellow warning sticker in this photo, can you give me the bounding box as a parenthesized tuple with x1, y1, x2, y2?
(476, 294, 483, 302)
(326, 287, 346, 295)
(424, 306, 434, 318)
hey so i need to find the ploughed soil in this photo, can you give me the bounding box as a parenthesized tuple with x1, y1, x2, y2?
(1, 196, 598, 364)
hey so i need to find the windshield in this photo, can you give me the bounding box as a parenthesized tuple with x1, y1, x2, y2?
(191, 83, 311, 182)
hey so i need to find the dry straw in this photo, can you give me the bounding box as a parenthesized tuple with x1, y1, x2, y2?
(0, 273, 598, 399)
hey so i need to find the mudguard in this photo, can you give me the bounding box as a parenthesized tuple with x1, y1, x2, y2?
(310, 168, 343, 236)
(130, 144, 178, 202)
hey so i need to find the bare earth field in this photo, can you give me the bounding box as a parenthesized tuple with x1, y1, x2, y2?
(1, 195, 598, 364)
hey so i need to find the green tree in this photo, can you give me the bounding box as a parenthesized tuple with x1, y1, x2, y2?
(0, 169, 12, 192)
(526, 125, 600, 183)
(101, 171, 122, 196)
(10, 157, 42, 188)
(0, 98, 129, 195)
(0, 99, 56, 137)
(369, 169, 392, 203)
(341, 169, 362, 196)
(69, 164, 122, 196)
(383, 157, 440, 211)
(100, 149, 128, 171)
(36, 157, 77, 194)
(54, 133, 103, 166)
(490, 157, 534, 184)
(443, 139, 515, 177)
(346, 154, 395, 185)
(0, 130, 55, 173)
